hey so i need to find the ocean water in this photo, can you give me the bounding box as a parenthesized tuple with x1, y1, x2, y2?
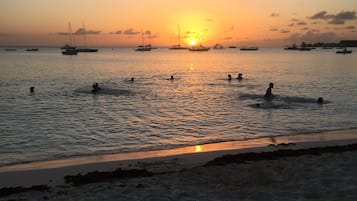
(0, 47, 356, 166)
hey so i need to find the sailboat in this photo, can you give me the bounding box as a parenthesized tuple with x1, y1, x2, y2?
(188, 44, 210, 51)
(135, 31, 151, 51)
(62, 21, 78, 55)
(77, 21, 98, 52)
(169, 24, 187, 50)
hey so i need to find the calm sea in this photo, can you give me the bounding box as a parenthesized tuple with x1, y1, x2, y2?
(0, 47, 356, 166)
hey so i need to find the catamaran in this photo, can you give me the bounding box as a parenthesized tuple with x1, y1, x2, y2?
(76, 21, 98, 52)
(135, 31, 151, 51)
(62, 21, 78, 55)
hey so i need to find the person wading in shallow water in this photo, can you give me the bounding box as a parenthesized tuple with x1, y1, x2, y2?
(264, 82, 274, 98)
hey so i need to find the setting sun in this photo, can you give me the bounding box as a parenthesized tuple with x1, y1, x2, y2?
(189, 39, 197, 46)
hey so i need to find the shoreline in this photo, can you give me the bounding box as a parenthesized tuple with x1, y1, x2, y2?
(0, 129, 357, 188)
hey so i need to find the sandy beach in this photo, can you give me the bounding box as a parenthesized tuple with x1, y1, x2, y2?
(1, 129, 357, 201)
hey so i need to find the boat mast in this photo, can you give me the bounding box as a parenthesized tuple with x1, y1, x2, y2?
(148, 31, 151, 46)
(68, 21, 72, 46)
(177, 24, 181, 47)
(82, 20, 87, 48)
(141, 30, 144, 46)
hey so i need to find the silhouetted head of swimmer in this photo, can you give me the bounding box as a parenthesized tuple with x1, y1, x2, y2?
(237, 73, 243, 80)
(228, 74, 232, 80)
(131, 77, 135, 82)
(317, 97, 324, 104)
(170, 75, 174, 80)
(269, 82, 274, 88)
(29, 86, 34, 93)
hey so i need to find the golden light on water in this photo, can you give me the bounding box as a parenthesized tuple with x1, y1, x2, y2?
(195, 145, 202, 152)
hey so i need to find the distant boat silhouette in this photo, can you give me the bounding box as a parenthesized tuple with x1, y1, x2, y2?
(77, 21, 98, 52)
(169, 25, 188, 50)
(284, 43, 312, 51)
(336, 48, 352, 54)
(188, 44, 210, 51)
(135, 31, 151, 51)
(62, 21, 78, 55)
(62, 48, 78, 55)
(240, 46, 258, 51)
(26, 48, 39, 51)
(228, 46, 237, 48)
(284, 44, 298, 50)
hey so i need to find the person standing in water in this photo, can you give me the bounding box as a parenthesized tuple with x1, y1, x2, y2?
(264, 82, 274, 98)
(227, 74, 232, 81)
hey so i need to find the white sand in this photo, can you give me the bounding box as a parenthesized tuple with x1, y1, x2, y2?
(1, 129, 357, 200)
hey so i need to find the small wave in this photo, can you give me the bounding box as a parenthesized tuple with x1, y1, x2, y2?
(239, 93, 264, 100)
(248, 102, 291, 109)
(242, 93, 330, 109)
(241, 93, 330, 103)
(74, 87, 131, 96)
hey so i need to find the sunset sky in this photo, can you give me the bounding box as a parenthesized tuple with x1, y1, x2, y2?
(0, 0, 356, 47)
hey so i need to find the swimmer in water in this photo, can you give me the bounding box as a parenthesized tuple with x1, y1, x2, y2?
(131, 77, 135, 82)
(237, 73, 243, 80)
(170, 75, 174, 80)
(317, 97, 323, 104)
(29, 86, 35, 93)
(264, 82, 274, 98)
(92, 83, 101, 93)
(228, 74, 232, 81)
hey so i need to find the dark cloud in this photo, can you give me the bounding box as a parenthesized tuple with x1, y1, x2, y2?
(311, 21, 322, 25)
(288, 23, 294, 27)
(74, 28, 101, 35)
(288, 31, 337, 43)
(270, 13, 279, 17)
(269, 28, 278, 32)
(297, 21, 307, 26)
(301, 27, 309, 31)
(309, 11, 332, 20)
(309, 11, 357, 25)
(329, 18, 346, 25)
(123, 28, 140, 35)
(280, 29, 290, 34)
